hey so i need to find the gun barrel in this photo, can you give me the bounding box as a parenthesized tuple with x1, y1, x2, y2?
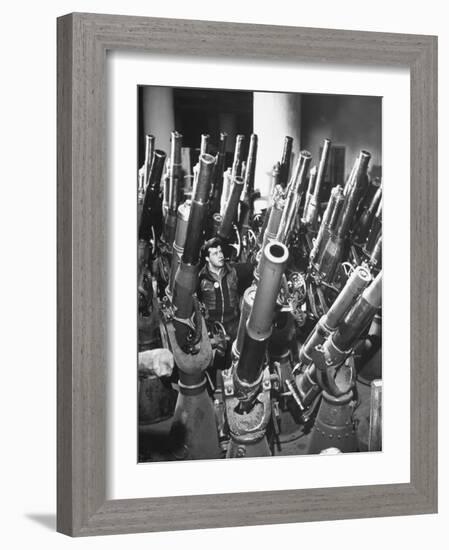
(231, 134, 245, 179)
(364, 201, 382, 256)
(353, 184, 382, 246)
(279, 136, 293, 187)
(313, 138, 331, 199)
(369, 234, 382, 269)
(337, 150, 371, 237)
(210, 132, 228, 214)
(169, 201, 191, 293)
(182, 153, 215, 265)
(261, 190, 284, 250)
(143, 134, 155, 188)
(298, 265, 371, 365)
(328, 187, 345, 231)
(243, 134, 258, 198)
(200, 133, 210, 156)
(234, 286, 256, 357)
(276, 151, 312, 243)
(332, 271, 382, 351)
(217, 176, 245, 240)
(302, 166, 317, 225)
(138, 149, 167, 241)
(325, 266, 372, 329)
(167, 131, 183, 211)
(310, 185, 340, 263)
(237, 241, 289, 384)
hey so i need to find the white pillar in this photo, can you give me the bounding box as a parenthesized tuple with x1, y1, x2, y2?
(253, 92, 302, 198)
(141, 87, 175, 157)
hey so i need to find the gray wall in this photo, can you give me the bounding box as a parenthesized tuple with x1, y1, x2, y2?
(300, 94, 382, 178)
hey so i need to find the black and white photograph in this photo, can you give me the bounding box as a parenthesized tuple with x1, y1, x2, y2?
(136, 86, 382, 462)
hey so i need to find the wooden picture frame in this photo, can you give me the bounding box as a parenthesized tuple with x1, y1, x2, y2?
(57, 12, 437, 536)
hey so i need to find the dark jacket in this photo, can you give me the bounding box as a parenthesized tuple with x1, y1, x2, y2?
(198, 262, 253, 323)
(198, 263, 239, 325)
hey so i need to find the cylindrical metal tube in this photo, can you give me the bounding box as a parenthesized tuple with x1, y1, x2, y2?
(143, 134, 155, 189)
(298, 265, 371, 366)
(220, 167, 233, 216)
(138, 149, 167, 241)
(261, 193, 284, 250)
(276, 151, 312, 243)
(279, 136, 293, 188)
(239, 134, 258, 232)
(337, 150, 371, 237)
(302, 166, 317, 225)
(353, 184, 382, 246)
(234, 286, 256, 357)
(369, 234, 382, 269)
(325, 266, 372, 329)
(231, 134, 245, 179)
(167, 131, 183, 211)
(237, 241, 289, 384)
(243, 134, 258, 198)
(182, 153, 215, 265)
(310, 185, 340, 263)
(328, 188, 345, 231)
(169, 201, 191, 293)
(217, 176, 245, 240)
(247, 242, 289, 341)
(332, 271, 382, 351)
(200, 133, 210, 156)
(313, 138, 331, 200)
(210, 132, 227, 215)
(364, 202, 382, 256)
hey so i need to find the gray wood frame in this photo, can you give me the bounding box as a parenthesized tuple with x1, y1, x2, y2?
(57, 12, 438, 537)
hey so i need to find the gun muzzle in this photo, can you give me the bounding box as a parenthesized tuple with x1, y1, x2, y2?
(298, 265, 371, 366)
(337, 150, 371, 237)
(310, 185, 340, 264)
(168, 201, 191, 293)
(363, 201, 382, 257)
(200, 133, 210, 156)
(314, 190, 345, 281)
(332, 271, 382, 352)
(231, 134, 245, 179)
(276, 151, 312, 243)
(217, 176, 244, 240)
(314, 138, 331, 200)
(143, 134, 155, 189)
(167, 131, 183, 210)
(353, 184, 382, 246)
(279, 136, 293, 188)
(138, 149, 167, 242)
(237, 241, 289, 385)
(243, 134, 258, 199)
(182, 153, 215, 265)
(302, 166, 317, 225)
(210, 132, 228, 215)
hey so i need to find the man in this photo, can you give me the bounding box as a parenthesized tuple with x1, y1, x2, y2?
(198, 237, 253, 362)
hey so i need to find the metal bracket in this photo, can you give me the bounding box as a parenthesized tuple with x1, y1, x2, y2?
(223, 367, 272, 444)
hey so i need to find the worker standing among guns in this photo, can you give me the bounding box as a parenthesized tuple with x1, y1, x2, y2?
(198, 237, 252, 368)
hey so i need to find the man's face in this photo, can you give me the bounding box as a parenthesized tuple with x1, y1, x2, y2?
(207, 245, 225, 269)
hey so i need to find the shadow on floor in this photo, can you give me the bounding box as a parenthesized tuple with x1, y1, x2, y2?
(25, 514, 56, 531)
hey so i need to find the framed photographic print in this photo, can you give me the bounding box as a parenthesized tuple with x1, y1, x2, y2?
(57, 13, 437, 536)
